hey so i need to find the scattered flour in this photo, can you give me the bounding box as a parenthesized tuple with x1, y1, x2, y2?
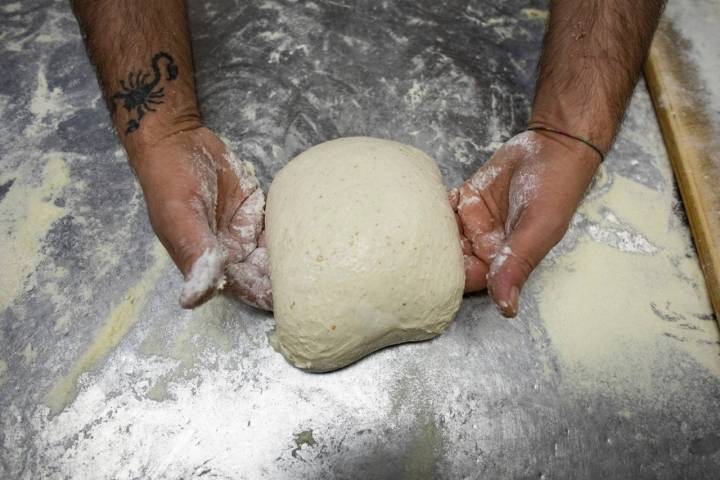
(26, 67, 64, 137)
(664, 1, 720, 129)
(405, 80, 427, 109)
(536, 172, 719, 397)
(584, 222, 657, 254)
(1, 2, 22, 13)
(264, 29, 310, 64)
(32, 334, 396, 479)
(0, 154, 69, 308)
(22, 342, 37, 366)
(44, 242, 169, 415)
(521, 8, 548, 20)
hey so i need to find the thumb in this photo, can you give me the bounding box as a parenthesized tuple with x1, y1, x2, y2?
(151, 199, 227, 309)
(178, 242, 226, 309)
(487, 210, 568, 317)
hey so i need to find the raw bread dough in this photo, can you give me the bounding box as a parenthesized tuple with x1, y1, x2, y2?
(265, 137, 465, 372)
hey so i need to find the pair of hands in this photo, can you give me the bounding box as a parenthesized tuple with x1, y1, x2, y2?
(131, 127, 599, 316)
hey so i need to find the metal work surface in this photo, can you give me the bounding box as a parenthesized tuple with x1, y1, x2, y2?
(1, 0, 719, 478)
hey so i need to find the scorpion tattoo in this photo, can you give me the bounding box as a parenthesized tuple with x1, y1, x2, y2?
(110, 52, 179, 134)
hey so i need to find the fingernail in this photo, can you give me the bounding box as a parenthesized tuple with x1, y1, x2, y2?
(495, 286, 520, 318)
(496, 299, 510, 315)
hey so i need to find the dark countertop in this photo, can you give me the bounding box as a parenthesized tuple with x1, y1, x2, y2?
(1, 0, 719, 478)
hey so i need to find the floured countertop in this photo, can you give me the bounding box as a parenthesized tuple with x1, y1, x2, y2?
(1, 1, 719, 478)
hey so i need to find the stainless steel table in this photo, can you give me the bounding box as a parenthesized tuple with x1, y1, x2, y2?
(1, 1, 719, 478)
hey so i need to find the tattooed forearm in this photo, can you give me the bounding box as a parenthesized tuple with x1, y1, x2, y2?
(110, 52, 179, 134)
(72, 0, 200, 150)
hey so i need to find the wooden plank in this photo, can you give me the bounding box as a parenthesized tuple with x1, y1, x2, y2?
(644, 18, 720, 320)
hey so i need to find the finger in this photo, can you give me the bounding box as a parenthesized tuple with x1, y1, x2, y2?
(487, 211, 568, 317)
(217, 155, 260, 229)
(257, 230, 267, 248)
(221, 188, 265, 263)
(448, 188, 460, 211)
(179, 245, 227, 309)
(464, 254, 488, 292)
(455, 213, 464, 237)
(456, 185, 505, 265)
(225, 246, 273, 310)
(457, 185, 497, 234)
(460, 233, 473, 256)
(150, 199, 226, 309)
(454, 211, 474, 257)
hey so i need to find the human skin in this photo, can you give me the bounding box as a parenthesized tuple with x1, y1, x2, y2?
(453, 0, 666, 316)
(72, 1, 665, 316)
(72, 0, 271, 310)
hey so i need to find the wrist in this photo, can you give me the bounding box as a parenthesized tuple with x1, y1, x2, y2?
(526, 125, 604, 163)
(120, 104, 203, 164)
(525, 129, 603, 174)
(530, 90, 615, 154)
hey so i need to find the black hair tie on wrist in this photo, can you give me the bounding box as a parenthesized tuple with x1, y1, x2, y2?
(525, 125, 605, 163)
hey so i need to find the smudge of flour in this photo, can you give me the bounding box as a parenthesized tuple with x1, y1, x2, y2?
(505, 131, 540, 156)
(507, 166, 542, 232)
(28, 66, 64, 125)
(456, 194, 480, 211)
(1, 2, 22, 13)
(488, 245, 514, 281)
(521, 8, 548, 20)
(663, 2, 720, 129)
(0, 154, 69, 308)
(224, 149, 260, 194)
(30, 330, 397, 479)
(179, 248, 227, 308)
(44, 242, 170, 415)
(469, 165, 500, 191)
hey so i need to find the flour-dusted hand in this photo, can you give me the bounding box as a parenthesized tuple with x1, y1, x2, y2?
(447, 0, 666, 316)
(71, 1, 272, 310)
(451, 130, 601, 317)
(131, 127, 272, 310)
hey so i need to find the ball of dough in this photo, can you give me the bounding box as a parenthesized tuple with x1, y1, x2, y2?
(266, 137, 464, 372)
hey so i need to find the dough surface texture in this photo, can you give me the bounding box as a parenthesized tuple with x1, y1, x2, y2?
(265, 137, 464, 372)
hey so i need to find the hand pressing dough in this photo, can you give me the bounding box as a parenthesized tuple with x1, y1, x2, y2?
(265, 137, 464, 372)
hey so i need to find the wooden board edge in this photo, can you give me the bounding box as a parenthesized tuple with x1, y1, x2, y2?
(644, 23, 720, 321)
